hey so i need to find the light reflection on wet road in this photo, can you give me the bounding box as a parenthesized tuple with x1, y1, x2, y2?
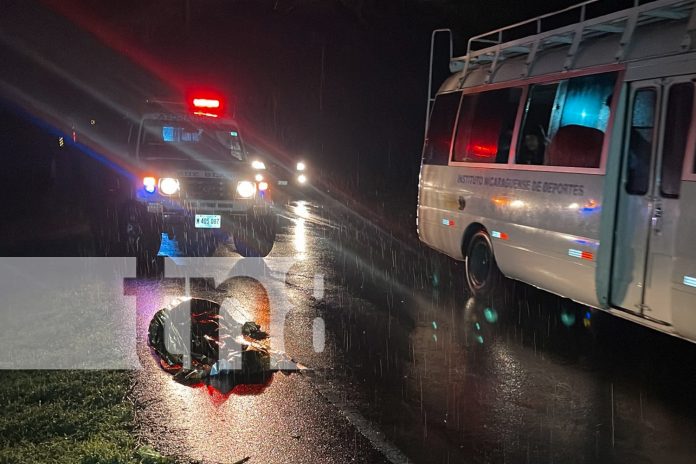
(131, 200, 696, 464)
(131, 201, 388, 463)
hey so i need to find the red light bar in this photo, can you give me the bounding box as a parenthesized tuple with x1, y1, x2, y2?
(192, 98, 221, 109)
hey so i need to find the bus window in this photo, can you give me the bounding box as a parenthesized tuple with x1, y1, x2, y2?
(559, 73, 615, 132)
(517, 72, 616, 168)
(517, 82, 558, 165)
(452, 87, 522, 163)
(422, 92, 462, 165)
(626, 89, 656, 196)
(660, 82, 693, 198)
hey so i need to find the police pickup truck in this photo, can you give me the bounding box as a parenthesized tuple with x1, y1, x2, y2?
(90, 94, 278, 267)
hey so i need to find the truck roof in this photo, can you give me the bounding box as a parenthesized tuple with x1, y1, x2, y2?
(140, 112, 239, 126)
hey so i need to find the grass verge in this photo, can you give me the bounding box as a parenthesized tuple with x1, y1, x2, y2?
(0, 371, 171, 464)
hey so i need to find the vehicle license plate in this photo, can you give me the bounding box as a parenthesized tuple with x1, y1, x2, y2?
(194, 214, 221, 229)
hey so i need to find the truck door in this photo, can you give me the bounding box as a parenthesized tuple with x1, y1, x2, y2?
(612, 78, 695, 326)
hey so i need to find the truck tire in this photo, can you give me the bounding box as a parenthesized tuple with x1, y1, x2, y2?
(233, 214, 277, 257)
(112, 202, 162, 277)
(90, 201, 162, 275)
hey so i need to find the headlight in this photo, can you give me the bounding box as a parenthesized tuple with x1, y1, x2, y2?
(296, 161, 306, 171)
(255, 173, 264, 182)
(297, 174, 307, 184)
(258, 181, 269, 191)
(236, 181, 256, 198)
(252, 160, 266, 170)
(143, 176, 157, 193)
(159, 177, 180, 195)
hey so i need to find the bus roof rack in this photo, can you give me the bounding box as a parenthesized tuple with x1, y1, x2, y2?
(452, 0, 696, 82)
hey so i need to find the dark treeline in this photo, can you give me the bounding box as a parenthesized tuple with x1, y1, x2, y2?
(2, 0, 640, 200)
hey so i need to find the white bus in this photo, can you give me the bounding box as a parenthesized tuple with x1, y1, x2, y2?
(417, 0, 696, 342)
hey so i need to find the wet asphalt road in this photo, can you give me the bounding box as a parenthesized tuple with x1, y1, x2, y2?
(129, 200, 696, 464)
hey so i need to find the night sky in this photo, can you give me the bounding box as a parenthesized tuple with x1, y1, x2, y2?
(1, 0, 639, 197)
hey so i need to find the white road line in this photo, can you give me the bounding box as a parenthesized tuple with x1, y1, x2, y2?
(304, 371, 411, 464)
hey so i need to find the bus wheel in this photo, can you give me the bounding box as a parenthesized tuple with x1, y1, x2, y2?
(465, 230, 501, 297)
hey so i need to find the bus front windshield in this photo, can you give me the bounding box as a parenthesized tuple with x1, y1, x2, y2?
(139, 119, 244, 162)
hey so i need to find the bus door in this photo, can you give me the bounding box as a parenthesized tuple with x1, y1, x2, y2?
(612, 78, 695, 325)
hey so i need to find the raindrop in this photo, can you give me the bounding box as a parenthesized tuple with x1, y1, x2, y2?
(313, 273, 324, 300)
(560, 309, 576, 327)
(313, 317, 325, 353)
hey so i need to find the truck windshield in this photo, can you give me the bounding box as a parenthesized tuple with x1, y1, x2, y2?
(139, 119, 244, 161)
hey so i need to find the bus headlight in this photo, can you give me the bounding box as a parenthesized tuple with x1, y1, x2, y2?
(159, 177, 180, 195)
(251, 160, 266, 170)
(296, 161, 306, 171)
(236, 181, 256, 198)
(297, 174, 307, 184)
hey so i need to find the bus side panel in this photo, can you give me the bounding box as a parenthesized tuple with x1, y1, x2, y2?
(672, 180, 696, 340)
(418, 164, 466, 260)
(424, 165, 606, 307)
(492, 228, 599, 306)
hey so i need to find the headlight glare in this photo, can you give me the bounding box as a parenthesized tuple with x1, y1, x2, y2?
(297, 174, 307, 184)
(296, 161, 306, 171)
(251, 160, 266, 170)
(159, 177, 180, 195)
(236, 181, 256, 198)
